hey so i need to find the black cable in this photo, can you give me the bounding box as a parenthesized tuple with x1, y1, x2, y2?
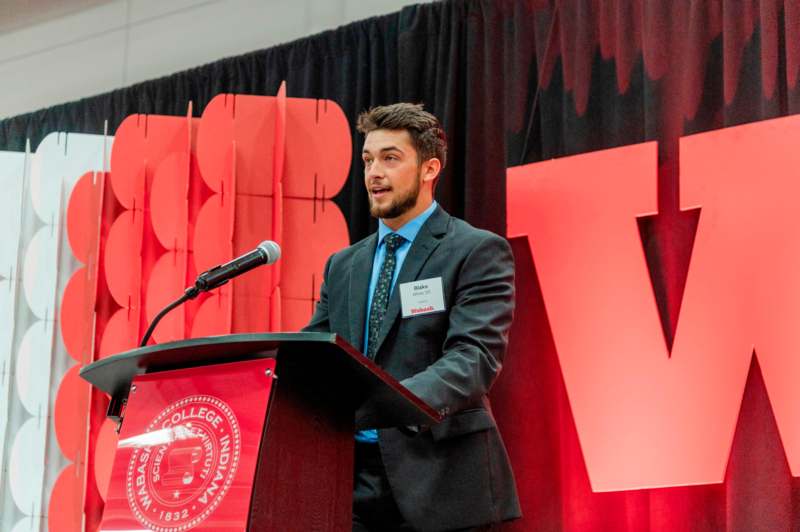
(139, 286, 200, 347)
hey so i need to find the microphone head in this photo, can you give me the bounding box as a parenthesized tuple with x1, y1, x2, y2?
(257, 240, 281, 264)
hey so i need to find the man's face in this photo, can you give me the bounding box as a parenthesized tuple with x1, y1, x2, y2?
(362, 129, 423, 220)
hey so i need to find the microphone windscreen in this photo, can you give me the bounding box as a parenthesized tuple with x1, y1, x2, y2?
(257, 240, 281, 264)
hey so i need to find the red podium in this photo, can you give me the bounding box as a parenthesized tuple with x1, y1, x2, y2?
(80, 332, 440, 532)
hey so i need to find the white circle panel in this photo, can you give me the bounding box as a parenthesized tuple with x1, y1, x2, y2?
(11, 517, 37, 532)
(0, 163, 23, 271)
(0, 279, 15, 358)
(9, 417, 46, 515)
(16, 321, 53, 416)
(22, 227, 58, 320)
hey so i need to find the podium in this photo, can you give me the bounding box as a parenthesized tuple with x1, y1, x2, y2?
(80, 332, 440, 532)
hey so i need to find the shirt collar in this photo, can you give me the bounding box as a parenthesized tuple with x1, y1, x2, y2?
(377, 200, 438, 246)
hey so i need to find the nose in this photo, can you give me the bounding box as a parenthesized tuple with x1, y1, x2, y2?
(366, 160, 386, 181)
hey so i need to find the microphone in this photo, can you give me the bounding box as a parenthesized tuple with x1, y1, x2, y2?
(194, 240, 281, 292)
(139, 241, 281, 346)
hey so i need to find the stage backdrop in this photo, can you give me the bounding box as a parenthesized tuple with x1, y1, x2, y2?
(1, 0, 799, 530)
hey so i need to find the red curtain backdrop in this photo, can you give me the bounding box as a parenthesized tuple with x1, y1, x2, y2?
(496, 1, 800, 530)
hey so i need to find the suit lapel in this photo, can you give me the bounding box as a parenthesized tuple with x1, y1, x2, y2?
(348, 235, 376, 351)
(372, 207, 450, 358)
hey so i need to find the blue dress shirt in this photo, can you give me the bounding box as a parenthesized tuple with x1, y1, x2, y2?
(357, 200, 438, 443)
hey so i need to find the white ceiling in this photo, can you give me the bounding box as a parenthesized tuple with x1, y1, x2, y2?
(0, 0, 112, 34)
(0, 0, 434, 119)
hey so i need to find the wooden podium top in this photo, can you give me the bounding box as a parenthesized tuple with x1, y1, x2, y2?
(80, 332, 441, 428)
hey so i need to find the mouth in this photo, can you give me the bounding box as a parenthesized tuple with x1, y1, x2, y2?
(369, 185, 391, 199)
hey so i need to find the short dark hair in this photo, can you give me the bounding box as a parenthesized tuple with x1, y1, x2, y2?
(356, 103, 447, 169)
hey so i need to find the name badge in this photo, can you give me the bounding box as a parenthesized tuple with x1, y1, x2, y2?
(399, 277, 446, 318)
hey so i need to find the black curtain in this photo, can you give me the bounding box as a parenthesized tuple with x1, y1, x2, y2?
(2, 0, 798, 241)
(0, 0, 545, 241)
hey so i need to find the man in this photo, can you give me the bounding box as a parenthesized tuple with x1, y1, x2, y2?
(304, 103, 520, 531)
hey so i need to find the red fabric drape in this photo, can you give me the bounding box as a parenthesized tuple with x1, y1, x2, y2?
(495, 1, 800, 530)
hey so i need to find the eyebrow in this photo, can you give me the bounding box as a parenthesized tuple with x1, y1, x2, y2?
(362, 145, 404, 155)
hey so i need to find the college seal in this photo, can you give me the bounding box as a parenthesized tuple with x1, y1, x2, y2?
(126, 395, 241, 531)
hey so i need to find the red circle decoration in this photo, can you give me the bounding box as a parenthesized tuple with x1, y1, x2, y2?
(231, 194, 273, 255)
(109, 115, 147, 209)
(65, 171, 96, 264)
(280, 297, 314, 332)
(284, 99, 351, 199)
(97, 307, 139, 359)
(314, 101, 352, 197)
(196, 94, 238, 193)
(150, 152, 193, 250)
(60, 268, 90, 362)
(145, 251, 186, 344)
(110, 114, 195, 209)
(193, 195, 232, 274)
(103, 210, 141, 308)
(54, 365, 89, 458)
(48, 464, 82, 532)
(221, 95, 275, 196)
(190, 293, 231, 338)
(93, 418, 119, 502)
(281, 198, 349, 300)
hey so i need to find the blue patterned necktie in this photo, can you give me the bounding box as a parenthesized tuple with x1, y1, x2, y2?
(367, 233, 405, 359)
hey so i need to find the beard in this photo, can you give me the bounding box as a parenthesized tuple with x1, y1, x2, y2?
(368, 171, 421, 220)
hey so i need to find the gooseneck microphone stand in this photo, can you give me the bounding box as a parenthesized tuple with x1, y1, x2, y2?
(139, 285, 201, 347)
(138, 240, 280, 347)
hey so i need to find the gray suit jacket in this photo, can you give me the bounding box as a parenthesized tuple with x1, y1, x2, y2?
(304, 206, 521, 531)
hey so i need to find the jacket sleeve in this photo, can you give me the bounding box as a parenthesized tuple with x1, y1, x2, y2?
(398, 232, 515, 415)
(301, 255, 333, 333)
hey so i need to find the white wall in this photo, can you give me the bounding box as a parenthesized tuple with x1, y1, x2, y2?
(0, 0, 432, 120)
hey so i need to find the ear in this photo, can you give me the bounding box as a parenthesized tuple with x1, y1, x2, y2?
(421, 158, 441, 184)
